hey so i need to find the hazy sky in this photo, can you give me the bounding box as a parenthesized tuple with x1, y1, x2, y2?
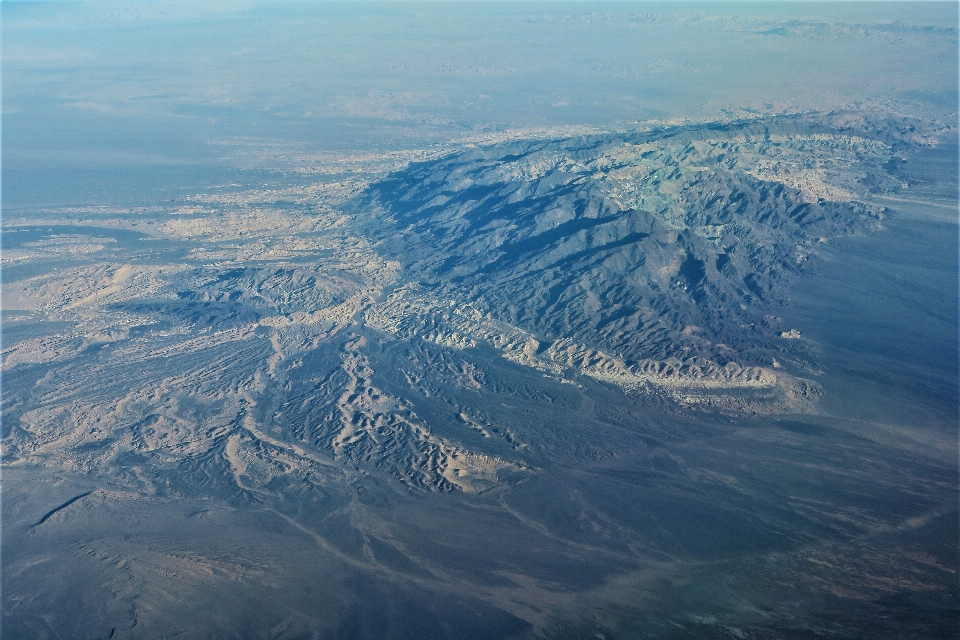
(3, 2, 957, 202)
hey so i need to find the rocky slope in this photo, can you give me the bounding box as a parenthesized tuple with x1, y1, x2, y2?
(350, 114, 911, 408)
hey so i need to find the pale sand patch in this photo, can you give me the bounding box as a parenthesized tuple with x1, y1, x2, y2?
(64, 265, 133, 310)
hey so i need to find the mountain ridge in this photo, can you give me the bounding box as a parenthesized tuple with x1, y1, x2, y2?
(347, 114, 909, 410)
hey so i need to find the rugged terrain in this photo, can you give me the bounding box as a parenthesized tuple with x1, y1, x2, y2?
(354, 113, 920, 412)
(2, 113, 957, 639)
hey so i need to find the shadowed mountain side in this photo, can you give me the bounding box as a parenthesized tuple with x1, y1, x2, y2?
(349, 115, 909, 370)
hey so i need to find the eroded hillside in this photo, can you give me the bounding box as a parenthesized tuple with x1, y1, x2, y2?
(352, 114, 927, 412)
(2, 114, 938, 503)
